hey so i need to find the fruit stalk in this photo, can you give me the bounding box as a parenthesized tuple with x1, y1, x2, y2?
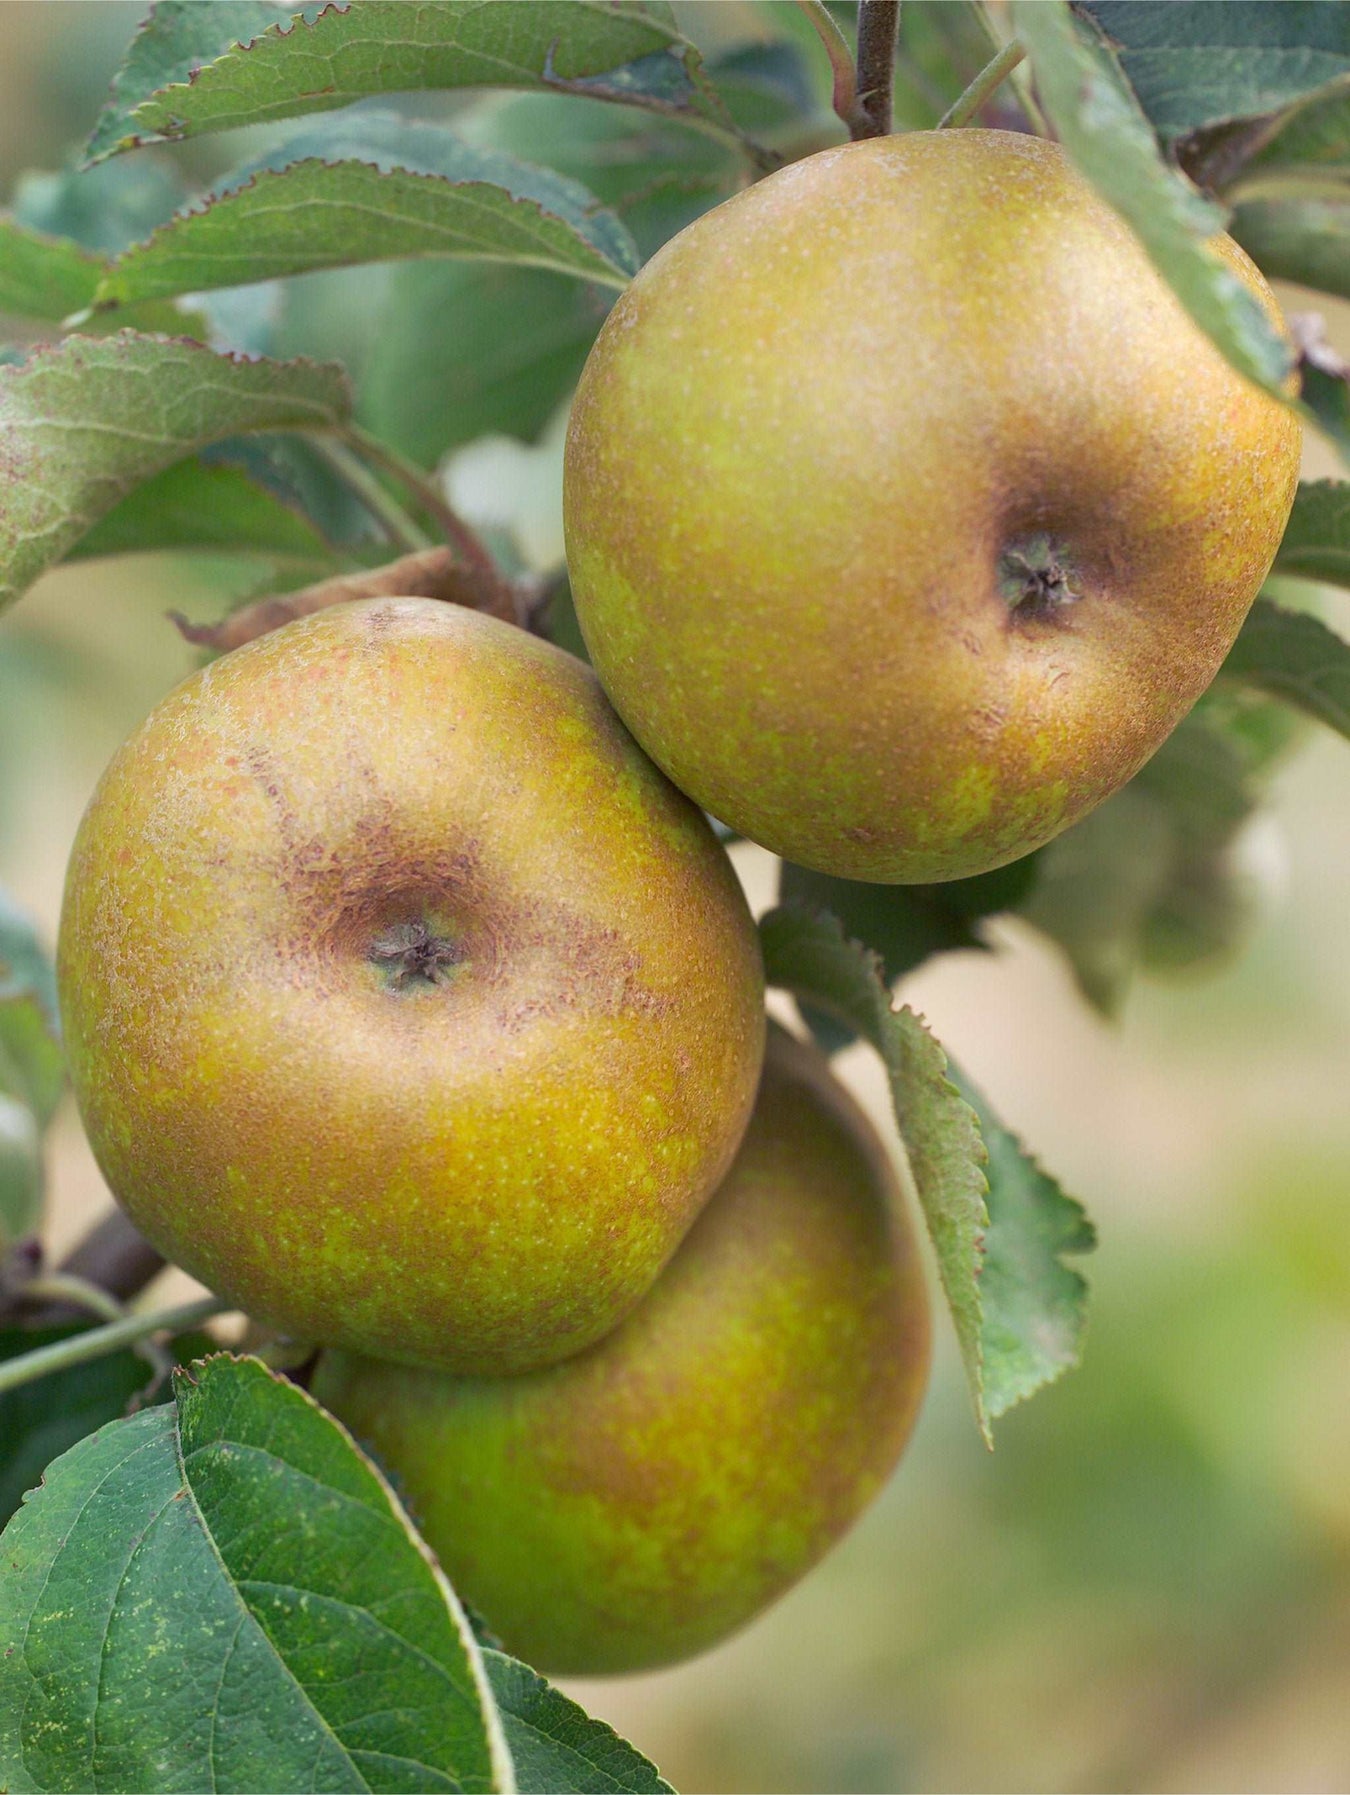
(938, 40, 1028, 131)
(854, 0, 900, 138)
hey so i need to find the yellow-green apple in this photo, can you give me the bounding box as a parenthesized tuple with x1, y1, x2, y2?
(564, 129, 1302, 883)
(57, 598, 765, 1374)
(313, 1024, 931, 1675)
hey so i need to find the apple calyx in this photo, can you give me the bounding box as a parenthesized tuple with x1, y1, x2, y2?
(368, 919, 464, 991)
(996, 533, 1085, 624)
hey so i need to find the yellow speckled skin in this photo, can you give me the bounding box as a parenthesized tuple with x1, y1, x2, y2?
(57, 598, 765, 1374)
(313, 1025, 931, 1675)
(564, 130, 1302, 883)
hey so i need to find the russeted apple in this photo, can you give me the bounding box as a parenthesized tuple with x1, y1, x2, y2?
(313, 1024, 931, 1676)
(57, 598, 765, 1374)
(564, 129, 1302, 884)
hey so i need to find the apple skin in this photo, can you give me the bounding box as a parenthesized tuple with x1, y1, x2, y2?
(312, 1024, 931, 1676)
(564, 129, 1302, 884)
(57, 598, 765, 1375)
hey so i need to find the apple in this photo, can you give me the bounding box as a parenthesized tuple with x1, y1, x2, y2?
(563, 129, 1302, 884)
(57, 597, 765, 1374)
(313, 1024, 931, 1676)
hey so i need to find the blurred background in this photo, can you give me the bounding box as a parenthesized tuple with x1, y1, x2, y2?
(2, 7, 1349, 1790)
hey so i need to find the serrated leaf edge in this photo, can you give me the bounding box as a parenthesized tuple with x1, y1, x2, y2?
(173, 1352, 518, 1795)
(92, 155, 636, 311)
(86, 0, 690, 165)
(952, 1063, 1096, 1421)
(483, 1650, 675, 1794)
(88, 2, 352, 164)
(761, 900, 995, 1438)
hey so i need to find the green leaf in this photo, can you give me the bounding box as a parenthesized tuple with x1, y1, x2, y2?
(777, 856, 1039, 1054)
(1133, 699, 1268, 843)
(483, 1653, 672, 1795)
(759, 905, 989, 1430)
(95, 115, 639, 310)
(1020, 707, 1267, 1011)
(0, 888, 62, 1132)
(0, 1095, 42, 1249)
(1231, 194, 1350, 298)
(0, 219, 102, 322)
(6, 162, 208, 338)
(1189, 673, 1308, 777)
(460, 89, 737, 260)
(779, 857, 1039, 988)
(1082, 2, 1350, 141)
(779, 867, 980, 992)
(360, 260, 607, 466)
(1273, 479, 1350, 584)
(1242, 85, 1350, 184)
(1018, 784, 1179, 1014)
(0, 212, 195, 341)
(0, 1325, 159, 1530)
(69, 454, 335, 560)
(1012, 0, 1295, 396)
(87, 2, 324, 160)
(703, 39, 816, 131)
(0, 1354, 511, 1794)
(760, 904, 1092, 1439)
(313, 84, 741, 465)
(86, 0, 727, 163)
(949, 1070, 1094, 1421)
(1302, 356, 1350, 466)
(13, 157, 190, 256)
(199, 432, 383, 548)
(1222, 594, 1350, 738)
(0, 332, 351, 613)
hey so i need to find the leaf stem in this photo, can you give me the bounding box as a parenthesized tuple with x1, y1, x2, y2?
(938, 39, 1028, 130)
(0, 1295, 228, 1397)
(304, 434, 432, 554)
(796, 0, 861, 136)
(538, 39, 779, 176)
(854, 0, 900, 139)
(11, 1273, 126, 1326)
(340, 424, 518, 611)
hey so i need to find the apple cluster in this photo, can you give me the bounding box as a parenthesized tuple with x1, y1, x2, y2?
(56, 130, 1299, 1676)
(56, 595, 929, 1674)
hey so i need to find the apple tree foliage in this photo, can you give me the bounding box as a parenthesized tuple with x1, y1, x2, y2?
(1, 1, 1349, 1787)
